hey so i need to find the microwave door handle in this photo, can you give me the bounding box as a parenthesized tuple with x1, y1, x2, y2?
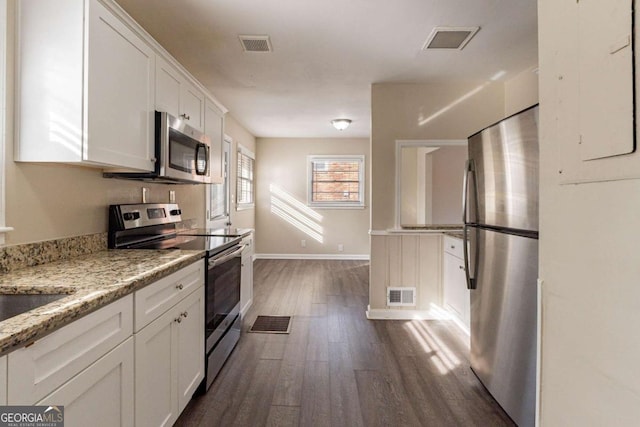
(195, 143, 208, 175)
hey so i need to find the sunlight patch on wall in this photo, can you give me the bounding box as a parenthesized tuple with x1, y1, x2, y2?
(417, 71, 506, 128)
(270, 184, 324, 243)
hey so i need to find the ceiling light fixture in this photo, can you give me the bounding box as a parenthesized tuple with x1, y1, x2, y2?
(331, 119, 351, 131)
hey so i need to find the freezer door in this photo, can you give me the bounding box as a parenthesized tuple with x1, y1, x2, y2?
(468, 226, 537, 427)
(467, 105, 539, 231)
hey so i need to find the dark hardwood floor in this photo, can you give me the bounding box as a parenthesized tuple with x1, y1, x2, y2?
(176, 259, 515, 427)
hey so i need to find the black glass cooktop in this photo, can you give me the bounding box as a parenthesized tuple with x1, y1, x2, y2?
(178, 227, 252, 237)
(133, 234, 241, 254)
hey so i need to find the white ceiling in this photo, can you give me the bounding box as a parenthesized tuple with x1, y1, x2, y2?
(115, 0, 538, 138)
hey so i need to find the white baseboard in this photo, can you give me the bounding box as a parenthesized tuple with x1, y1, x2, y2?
(240, 299, 253, 318)
(366, 304, 471, 336)
(255, 253, 370, 261)
(366, 304, 449, 320)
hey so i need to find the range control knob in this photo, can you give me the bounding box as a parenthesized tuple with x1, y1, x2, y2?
(170, 209, 182, 216)
(123, 212, 140, 221)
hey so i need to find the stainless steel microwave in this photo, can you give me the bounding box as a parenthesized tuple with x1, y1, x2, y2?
(103, 111, 211, 184)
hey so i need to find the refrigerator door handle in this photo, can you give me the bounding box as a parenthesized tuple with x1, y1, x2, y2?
(463, 225, 477, 290)
(462, 159, 475, 225)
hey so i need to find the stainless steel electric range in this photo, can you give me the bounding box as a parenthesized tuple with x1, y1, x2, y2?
(108, 203, 244, 391)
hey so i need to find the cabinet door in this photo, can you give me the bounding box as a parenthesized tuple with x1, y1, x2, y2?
(0, 355, 6, 405)
(177, 288, 204, 412)
(443, 253, 470, 328)
(181, 81, 205, 131)
(86, 0, 154, 171)
(38, 338, 134, 427)
(134, 308, 179, 427)
(155, 57, 182, 118)
(240, 235, 254, 315)
(205, 99, 225, 184)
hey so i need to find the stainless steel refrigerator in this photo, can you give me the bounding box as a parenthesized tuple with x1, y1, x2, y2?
(462, 105, 539, 427)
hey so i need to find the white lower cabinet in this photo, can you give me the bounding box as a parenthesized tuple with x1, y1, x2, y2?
(135, 284, 204, 427)
(443, 236, 470, 331)
(0, 355, 6, 405)
(240, 232, 254, 316)
(3, 261, 205, 426)
(38, 338, 134, 427)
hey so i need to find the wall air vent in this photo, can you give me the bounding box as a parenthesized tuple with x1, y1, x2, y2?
(422, 27, 480, 50)
(387, 287, 416, 307)
(239, 35, 273, 52)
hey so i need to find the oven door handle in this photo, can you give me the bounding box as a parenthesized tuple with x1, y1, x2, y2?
(208, 245, 245, 268)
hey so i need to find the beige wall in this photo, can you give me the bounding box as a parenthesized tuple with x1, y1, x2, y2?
(225, 114, 256, 230)
(431, 145, 467, 224)
(539, 1, 640, 423)
(504, 66, 539, 116)
(255, 137, 369, 256)
(371, 82, 506, 231)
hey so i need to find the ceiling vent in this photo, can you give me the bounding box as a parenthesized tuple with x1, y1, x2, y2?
(239, 35, 272, 52)
(422, 27, 480, 50)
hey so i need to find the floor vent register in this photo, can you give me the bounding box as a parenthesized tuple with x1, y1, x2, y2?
(249, 315, 292, 334)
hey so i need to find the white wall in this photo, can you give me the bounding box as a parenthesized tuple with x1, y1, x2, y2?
(255, 137, 369, 257)
(504, 66, 539, 116)
(539, 0, 640, 423)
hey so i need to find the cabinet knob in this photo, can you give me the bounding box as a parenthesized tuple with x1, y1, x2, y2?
(459, 265, 465, 270)
(450, 245, 455, 249)
(180, 113, 191, 121)
(174, 317, 182, 323)
(176, 284, 184, 290)
(182, 311, 188, 318)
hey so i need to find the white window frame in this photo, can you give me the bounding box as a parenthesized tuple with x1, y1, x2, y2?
(307, 155, 365, 209)
(206, 135, 232, 229)
(236, 144, 255, 211)
(0, 0, 11, 244)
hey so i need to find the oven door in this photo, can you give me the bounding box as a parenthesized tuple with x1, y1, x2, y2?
(157, 111, 211, 184)
(205, 244, 243, 353)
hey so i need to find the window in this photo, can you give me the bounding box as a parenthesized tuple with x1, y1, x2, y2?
(308, 155, 365, 208)
(236, 145, 255, 210)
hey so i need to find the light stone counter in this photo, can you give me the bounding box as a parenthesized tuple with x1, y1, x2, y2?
(0, 249, 205, 355)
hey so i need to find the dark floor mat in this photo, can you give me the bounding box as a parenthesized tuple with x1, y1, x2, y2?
(249, 315, 292, 334)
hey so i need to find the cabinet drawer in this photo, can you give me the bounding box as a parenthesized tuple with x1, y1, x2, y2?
(8, 294, 133, 404)
(134, 261, 204, 332)
(443, 235, 464, 259)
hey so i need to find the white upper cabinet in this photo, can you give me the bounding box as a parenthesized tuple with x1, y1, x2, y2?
(16, 0, 155, 171)
(205, 99, 225, 184)
(155, 56, 205, 131)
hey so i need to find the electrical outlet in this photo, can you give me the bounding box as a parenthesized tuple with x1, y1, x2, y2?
(301, 240, 306, 248)
(169, 190, 176, 203)
(338, 244, 344, 252)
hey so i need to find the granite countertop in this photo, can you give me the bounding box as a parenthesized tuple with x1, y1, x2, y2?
(443, 230, 464, 239)
(0, 249, 205, 355)
(385, 224, 464, 236)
